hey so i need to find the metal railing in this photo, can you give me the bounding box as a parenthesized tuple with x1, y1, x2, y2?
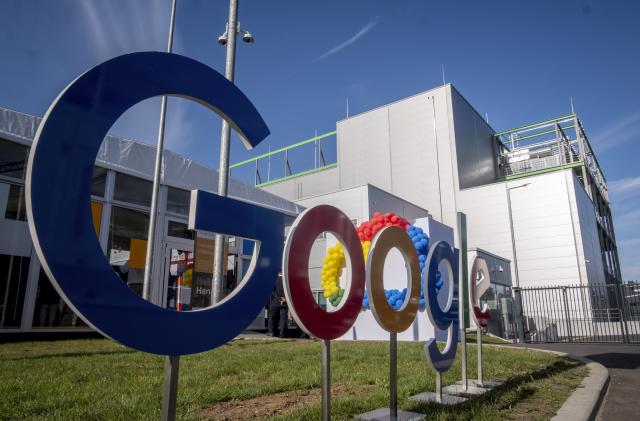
(230, 131, 337, 187)
(495, 114, 608, 204)
(497, 114, 585, 179)
(514, 283, 640, 344)
(495, 114, 577, 150)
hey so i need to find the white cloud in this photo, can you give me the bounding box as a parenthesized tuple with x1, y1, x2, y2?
(619, 238, 640, 249)
(165, 97, 196, 151)
(618, 237, 640, 281)
(78, 0, 169, 58)
(614, 207, 640, 229)
(619, 260, 640, 281)
(591, 111, 640, 153)
(314, 16, 381, 62)
(608, 176, 640, 202)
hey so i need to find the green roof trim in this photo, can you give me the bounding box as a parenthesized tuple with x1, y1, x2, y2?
(256, 163, 338, 188)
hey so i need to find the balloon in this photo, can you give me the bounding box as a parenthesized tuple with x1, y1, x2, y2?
(320, 211, 439, 310)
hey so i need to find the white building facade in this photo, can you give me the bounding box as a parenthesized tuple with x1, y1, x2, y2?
(255, 84, 620, 290)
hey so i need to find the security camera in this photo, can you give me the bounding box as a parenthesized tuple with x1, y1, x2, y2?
(242, 31, 254, 44)
(218, 33, 228, 46)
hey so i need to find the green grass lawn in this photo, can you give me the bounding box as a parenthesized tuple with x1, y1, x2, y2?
(465, 331, 513, 344)
(0, 338, 586, 420)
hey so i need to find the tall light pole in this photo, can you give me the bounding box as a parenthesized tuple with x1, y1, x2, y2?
(137, 2, 181, 420)
(506, 183, 530, 288)
(142, 0, 177, 302)
(212, 0, 254, 304)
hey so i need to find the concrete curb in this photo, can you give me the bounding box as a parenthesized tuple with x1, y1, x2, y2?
(547, 352, 609, 421)
(487, 345, 609, 421)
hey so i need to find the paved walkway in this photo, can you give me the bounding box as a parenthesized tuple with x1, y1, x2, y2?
(516, 343, 640, 420)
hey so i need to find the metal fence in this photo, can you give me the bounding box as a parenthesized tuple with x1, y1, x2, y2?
(513, 283, 640, 344)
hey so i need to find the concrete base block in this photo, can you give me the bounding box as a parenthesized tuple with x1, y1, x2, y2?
(443, 384, 489, 396)
(409, 391, 467, 405)
(457, 379, 503, 389)
(354, 407, 424, 421)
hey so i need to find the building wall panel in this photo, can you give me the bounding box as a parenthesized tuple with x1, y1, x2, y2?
(450, 88, 498, 189)
(570, 173, 606, 284)
(388, 92, 441, 219)
(337, 107, 392, 192)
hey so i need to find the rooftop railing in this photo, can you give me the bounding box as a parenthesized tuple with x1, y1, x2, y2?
(230, 131, 337, 187)
(495, 114, 608, 202)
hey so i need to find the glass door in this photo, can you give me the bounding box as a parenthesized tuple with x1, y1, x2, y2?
(162, 242, 194, 311)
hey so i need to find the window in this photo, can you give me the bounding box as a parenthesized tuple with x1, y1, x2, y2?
(0, 254, 30, 328)
(91, 167, 107, 197)
(313, 290, 327, 310)
(167, 220, 194, 240)
(32, 269, 86, 328)
(107, 206, 150, 296)
(167, 187, 190, 215)
(91, 201, 103, 235)
(114, 173, 152, 207)
(3, 183, 26, 221)
(0, 138, 28, 180)
(480, 284, 498, 310)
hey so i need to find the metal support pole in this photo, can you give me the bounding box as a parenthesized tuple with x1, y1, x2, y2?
(390, 332, 397, 420)
(212, 0, 239, 305)
(435, 372, 442, 403)
(254, 160, 259, 185)
(506, 188, 519, 288)
(615, 283, 629, 344)
(555, 123, 565, 167)
(575, 117, 592, 198)
(513, 287, 525, 343)
(141, 3, 181, 420)
(457, 212, 468, 391)
(506, 185, 529, 288)
(161, 355, 180, 421)
(477, 329, 483, 386)
(322, 339, 331, 421)
(142, 0, 177, 302)
(284, 149, 289, 176)
(562, 287, 573, 342)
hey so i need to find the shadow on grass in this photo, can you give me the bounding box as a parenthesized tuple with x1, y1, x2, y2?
(0, 349, 137, 362)
(405, 358, 583, 415)
(229, 339, 299, 348)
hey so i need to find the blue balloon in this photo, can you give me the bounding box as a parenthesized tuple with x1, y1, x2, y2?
(362, 222, 433, 314)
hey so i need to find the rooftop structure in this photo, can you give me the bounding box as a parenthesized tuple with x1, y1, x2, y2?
(232, 84, 622, 290)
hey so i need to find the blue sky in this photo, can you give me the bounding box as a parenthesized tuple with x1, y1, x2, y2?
(1, 0, 639, 279)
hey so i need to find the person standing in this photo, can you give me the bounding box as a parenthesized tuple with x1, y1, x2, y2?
(268, 272, 288, 338)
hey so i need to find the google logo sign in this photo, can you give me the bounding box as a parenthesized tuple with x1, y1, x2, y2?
(284, 205, 459, 372)
(26, 52, 464, 375)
